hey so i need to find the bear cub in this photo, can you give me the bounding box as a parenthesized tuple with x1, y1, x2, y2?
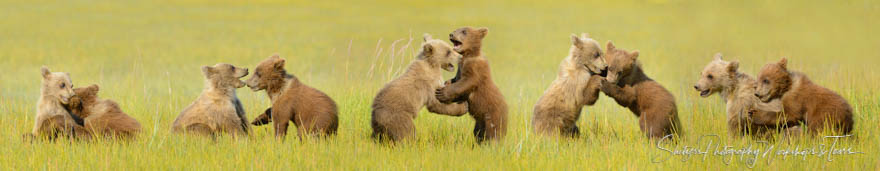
(532, 33, 607, 137)
(67, 84, 142, 139)
(28, 66, 89, 140)
(246, 54, 339, 139)
(436, 27, 509, 143)
(371, 34, 469, 142)
(172, 63, 250, 138)
(599, 42, 681, 139)
(753, 58, 853, 135)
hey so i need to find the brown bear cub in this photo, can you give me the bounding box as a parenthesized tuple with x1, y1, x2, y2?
(67, 84, 141, 139)
(599, 42, 681, 139)
(694, 53, 799, 138)
(371, 34, 469, 142)
(436, 27, 508, 143)
(28, 66, 90, 140)
(246, 54, 338, 139)
(753, 58, 853, 135)
(172, 63, 250, 138)
(532, 33, 607, 137)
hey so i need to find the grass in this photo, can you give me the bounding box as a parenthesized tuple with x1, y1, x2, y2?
(0, 0, 877, 170)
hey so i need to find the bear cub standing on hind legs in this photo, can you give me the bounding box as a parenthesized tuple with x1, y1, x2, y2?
(436, 26, 508, 143)
(532, 33, 607, 137)
(172, 63, 250, 138)
(753, 58, 853, 136)
(27, 66, 89, 140)
(599, 42, 681, 139)
(694, 53, 800, 138)
(246, 54, 338, 140)
(370, 34, 469, 142)
(67, 84, 142, 139)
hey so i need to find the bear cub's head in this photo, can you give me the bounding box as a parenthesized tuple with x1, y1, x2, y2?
(246, 54, 286, 91)
(570, 33, 607, 77)
(603, 42, 640, 84)
(203, 63, 248, 89)
(694, 53, 739, 97)
(755, 58, 792, 103)
(41, 66, 75, 105)
(421, 34, 461, 72)
(449, 26, 489, 56)
(67, 84, 100, 116)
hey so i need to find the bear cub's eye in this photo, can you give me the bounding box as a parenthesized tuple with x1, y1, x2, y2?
(763, 79, 769, 84)
(60, 83, 65, 88)
(707, 74, 714, 79)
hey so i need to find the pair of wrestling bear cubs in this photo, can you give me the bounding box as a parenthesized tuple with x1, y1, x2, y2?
(533, 34, 853, 139)
(28, 26, 854, 143)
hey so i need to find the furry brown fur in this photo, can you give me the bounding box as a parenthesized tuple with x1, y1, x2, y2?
(599, 42, 681, 139)
(436, 27, 508, 143)
(753, 58, 853, 135)
(694, 53, 800, 138)
(246, 54, 338, 139)
(67, 84, 141, 139)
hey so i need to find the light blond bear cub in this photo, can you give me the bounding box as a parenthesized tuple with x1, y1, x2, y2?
(371, 34, 469, 142)
(532, 33, 607, 137)
(172, 63, 250, 137)
(694, 53, 800, 138)
(30, 66, 89, 140)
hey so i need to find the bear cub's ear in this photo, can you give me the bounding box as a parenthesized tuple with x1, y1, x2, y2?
(87, 84, 100, 92)
(777, 58, 788, 70)
(273, 58, 286, 69)
(422, 43, 434, 55)
(41, 66, 51, 79)
(423, 33, 433, 42)
(477, 27, 489, 37)
(606, 41, 615, 51)
(629, 50, 640, 59)
(571, 34, 581, 46)
(727, 61, 739, 73)
(713, 53, 723, 61)
(201, 66, 215, 76)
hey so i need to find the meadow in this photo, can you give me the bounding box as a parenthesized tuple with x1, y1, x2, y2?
(1, 0, 878, 170)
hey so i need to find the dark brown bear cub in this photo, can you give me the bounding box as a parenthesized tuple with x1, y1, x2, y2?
(753, 58, 853, 135)
(67, 84, 142, 139)
(599, 42, 681, 139)
(436, 27, 508, 143)
(246, 54, 339, 140)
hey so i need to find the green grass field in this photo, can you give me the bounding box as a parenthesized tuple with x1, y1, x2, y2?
(1, 0, 878, 170)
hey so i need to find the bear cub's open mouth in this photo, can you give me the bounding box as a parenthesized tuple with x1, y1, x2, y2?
(443, 63, 455, 71)
(589, 66, 608, 77)
(598, 69, 608, 77)
(700, 90, 711, 97)
(450, 38, 463, 50)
